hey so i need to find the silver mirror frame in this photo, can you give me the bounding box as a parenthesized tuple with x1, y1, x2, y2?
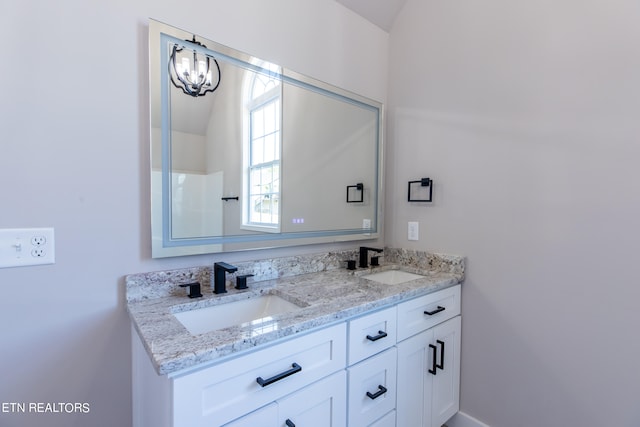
(149, 19, 384, 257)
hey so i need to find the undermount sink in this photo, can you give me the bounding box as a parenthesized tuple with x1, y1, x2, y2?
(362, 269, 426, 285)
(174, 295, 302, 335)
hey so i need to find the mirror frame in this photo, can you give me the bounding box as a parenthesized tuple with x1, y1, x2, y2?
(149, 19, 384, 257)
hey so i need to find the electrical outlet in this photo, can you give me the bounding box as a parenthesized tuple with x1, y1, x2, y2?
(408, 221, 419, 241)
(31, 247, 46, 258)
(31, 235, 47, 246)
(0, 228, 55, 268)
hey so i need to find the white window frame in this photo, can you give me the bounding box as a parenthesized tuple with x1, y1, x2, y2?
(241, 63, 282, 233)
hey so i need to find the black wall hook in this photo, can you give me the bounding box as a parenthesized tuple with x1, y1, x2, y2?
(408, 177, 433, 202)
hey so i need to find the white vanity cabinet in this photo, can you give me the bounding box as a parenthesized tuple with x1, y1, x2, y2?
(132, 285, 461, 427)
(396, 286, 461, 427)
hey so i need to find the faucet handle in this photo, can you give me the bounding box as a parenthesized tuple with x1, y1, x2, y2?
(214, 261, 238, 272)
(235, 274, 254, 290)
(179, 282, 203, 298)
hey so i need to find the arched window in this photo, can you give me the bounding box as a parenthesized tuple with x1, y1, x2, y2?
(242, 62, 282, 230)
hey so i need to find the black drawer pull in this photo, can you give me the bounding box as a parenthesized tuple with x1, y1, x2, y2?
(424, 305, 445, 316)
(285, 419, 296, 427)
(366, 330, 388, 342)
(366, 385, 388, 400)
(256, 363, 302, 387)
(436, 340, 445, 370)
(428, 344, 438, 375)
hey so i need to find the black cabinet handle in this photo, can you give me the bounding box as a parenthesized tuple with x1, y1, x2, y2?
(366, 384, 388, 400)
(285, 419, 296, 427)
(424, 306, 445, 316)
(366, 330, 388, 342)
(256, 363, 302, 387)
(436, 340, 445, 370)
(428, 344, 437, 375)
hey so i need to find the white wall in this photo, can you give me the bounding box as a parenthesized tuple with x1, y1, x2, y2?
(387, 0, 640, 426)
(0, 1, 387, 426)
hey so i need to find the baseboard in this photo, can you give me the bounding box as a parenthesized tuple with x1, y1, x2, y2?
(446, 411, 492, 427)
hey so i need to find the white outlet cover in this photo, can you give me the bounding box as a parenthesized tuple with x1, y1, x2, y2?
(362, 219, 372, 236)
(0, 228, 55, 268)
(408, 221, 419, 241)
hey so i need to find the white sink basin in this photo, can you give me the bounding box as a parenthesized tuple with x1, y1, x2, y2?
(174, 295, 302, 335)
(362, 270, 425, 285)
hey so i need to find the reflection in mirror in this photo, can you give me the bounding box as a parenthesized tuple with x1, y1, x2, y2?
(150, 19, 383, 257)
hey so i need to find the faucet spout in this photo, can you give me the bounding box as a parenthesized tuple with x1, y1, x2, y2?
(359, 246, 383, 269)
(213, 262, 238, 294)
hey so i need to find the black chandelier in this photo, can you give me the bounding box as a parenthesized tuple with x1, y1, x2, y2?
(169, 36, 221, 97)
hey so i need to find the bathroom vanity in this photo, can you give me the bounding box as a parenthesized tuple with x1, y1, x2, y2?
(138, 19, 463, 427)
(128, 249, 463, 427)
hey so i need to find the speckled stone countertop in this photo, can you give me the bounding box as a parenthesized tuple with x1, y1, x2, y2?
(126, 248, 464, 376)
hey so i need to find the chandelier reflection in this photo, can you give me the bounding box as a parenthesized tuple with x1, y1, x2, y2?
(169, 36, 221, 97)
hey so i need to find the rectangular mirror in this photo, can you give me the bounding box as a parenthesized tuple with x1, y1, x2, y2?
(150, 19, 383, 257)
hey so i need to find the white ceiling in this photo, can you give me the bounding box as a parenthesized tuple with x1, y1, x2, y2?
(334, 0, 407, 32)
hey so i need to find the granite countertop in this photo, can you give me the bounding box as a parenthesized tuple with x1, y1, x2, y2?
(127, 250, 464, 376)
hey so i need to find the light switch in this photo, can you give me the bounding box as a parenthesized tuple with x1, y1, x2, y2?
(408, 222, 419, 241)
(362, 219, 372, 236)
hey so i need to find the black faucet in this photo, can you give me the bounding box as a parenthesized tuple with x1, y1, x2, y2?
(359, 246, 383, 269)
(179, 282, 203, 298)
(235, 274, 254, 290)
(213, 262, 238, 294)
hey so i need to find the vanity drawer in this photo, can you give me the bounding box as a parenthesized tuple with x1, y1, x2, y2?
(347, 347, 397, 427)
(370, 410, 396, 427)
(397, 285, 460, 341)
(348, 306, 397, 365)
(172, 323, 347, 427)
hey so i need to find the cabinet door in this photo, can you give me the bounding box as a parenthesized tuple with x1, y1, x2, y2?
(431, 316, 461, 427)
(396, 316, 461, 427)
(396, 329, 433, 427)
(278, 371, 346, 427)
(223, 404, 277, 427)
